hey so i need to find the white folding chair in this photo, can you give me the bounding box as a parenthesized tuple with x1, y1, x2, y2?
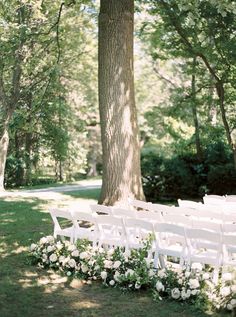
(124, 218, 155, 252)
(90, 204, 113, 215)
(154, 223, 188, 269)
(112, 207, 136, 219)
(72, 211, 98, 246)
(136, 210, 162, 224)
(222, 234, 236, 268)
(96, 215, 127, 249)
(128, 198, 153, 212)
(151, 203, 174, 214)
(178, 199, 203, 209)
(162, 212, 192, 227)
(49, 208, 74, 242)
(225, 195, 236, 202)
(185, 228, 222, 283)
(203, 195, 226, 205)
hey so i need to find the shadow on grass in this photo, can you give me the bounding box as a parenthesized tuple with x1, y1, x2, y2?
(0, 197, 227, 317)
(63, 188, 101, 201)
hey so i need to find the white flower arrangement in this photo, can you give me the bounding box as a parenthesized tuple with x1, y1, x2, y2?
(29, 237, 236, 314)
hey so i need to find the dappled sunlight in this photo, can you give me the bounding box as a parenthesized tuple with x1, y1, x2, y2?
(11, 246, 29, 254)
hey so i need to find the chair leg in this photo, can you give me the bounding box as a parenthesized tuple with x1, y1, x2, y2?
(212, 268, 219, 285)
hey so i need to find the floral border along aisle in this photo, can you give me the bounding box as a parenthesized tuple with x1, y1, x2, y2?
(29, 236, 236, 314)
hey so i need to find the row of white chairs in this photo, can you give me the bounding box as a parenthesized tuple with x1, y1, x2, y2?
(92, 203, 236, 234)
(49, 206, 236, 279)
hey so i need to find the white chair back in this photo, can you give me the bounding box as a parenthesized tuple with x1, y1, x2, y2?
(90, 204, 113, 215)
(112, 207, 136, 219)
(71, 211, 98, 246)
(49, 208, 74, 242)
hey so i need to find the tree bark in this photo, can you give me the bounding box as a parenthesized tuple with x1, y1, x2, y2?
(98, 0, 144, 205)
(0, 129, 9, 190)
(191, 57, 202, 160)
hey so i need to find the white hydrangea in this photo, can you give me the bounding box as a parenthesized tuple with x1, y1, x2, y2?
(68, 244, 77, 252)
(80, 251, 89, 260)
(114, 271, 121, 282)
(219, 286, 231, 297)
(191, 263, 203, 271)
(171, 288, 181, 299)
(30, 243, 37, 251)
(71, 250, 79, 257)
(46, 236, 54, 243)
(81, 264, 88, 273)
(49, 253, 57, 262)
(156, 281, 165, 292)
(109, 280, 115, 286)
(104, 260, 113, 269)
(189, 278, 200, 289)
(157, 269, 166, 279)
(47, 245, 55, 253)
(222, 272, 233, 282)
(113, 261, 121, 269)
(202, 272, 210, 280)
(101, 271, 107, 280)
(68, 259, 76, 268)
(39, 237, 47, 245)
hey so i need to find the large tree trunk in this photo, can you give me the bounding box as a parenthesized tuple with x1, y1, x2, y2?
(0, 129, 9, 190)
(98, 0, 144, 205)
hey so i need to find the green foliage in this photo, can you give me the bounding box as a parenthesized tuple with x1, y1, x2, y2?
(141, 141, 236, 200)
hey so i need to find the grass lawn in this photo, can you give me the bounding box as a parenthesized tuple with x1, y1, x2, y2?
(0, 189, 228, 317)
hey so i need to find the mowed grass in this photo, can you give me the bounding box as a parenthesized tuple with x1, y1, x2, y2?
(0, 189, 228, 317)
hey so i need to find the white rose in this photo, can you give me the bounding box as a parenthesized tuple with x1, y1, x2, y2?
(56, 241, 63, 250)
(39, 237, 47, 245)
(222, 273, 233, 282)
(68, 259, 76, 268)
(30, 243, 37, 251)
(220, 287, 231, 297)
(114, 271, 120, 281)
(109, 280, 115, 286)
(107, 249, 114, 256)
(181, 290, 187, 300)
(227, 304, 233, 310)
(202, 272, 210, 280)
(59, 256, 65, 263)
(104, 260, 113, 269)
(231, 285, 236, 293)
(80, 251, 89, 260)
(67, 271, 72, 277)
(113, 261, 121, 269)
(47, 245, 55, 253)
(101, 271, 107, 280)
(148, 269, 155, 277)
(71, 250, 79, 257)
(171, 288, 180, 299)
(185, 271, 191, 278)
(157, 269, 166, 279)
(230, 299, 236, 307)
(68, 244, 76, 252)
(191, 289, 198, 296)
(156, 281, 165, 292)
(46, 235, 54, 243)
(135, 282, 141, 289)
(178, 278, 183, 285)
(189, 278, 200, 289)
(49, 253, 57, 262)
(81, 264, 88, 273)
(191, 263, 203, 271)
